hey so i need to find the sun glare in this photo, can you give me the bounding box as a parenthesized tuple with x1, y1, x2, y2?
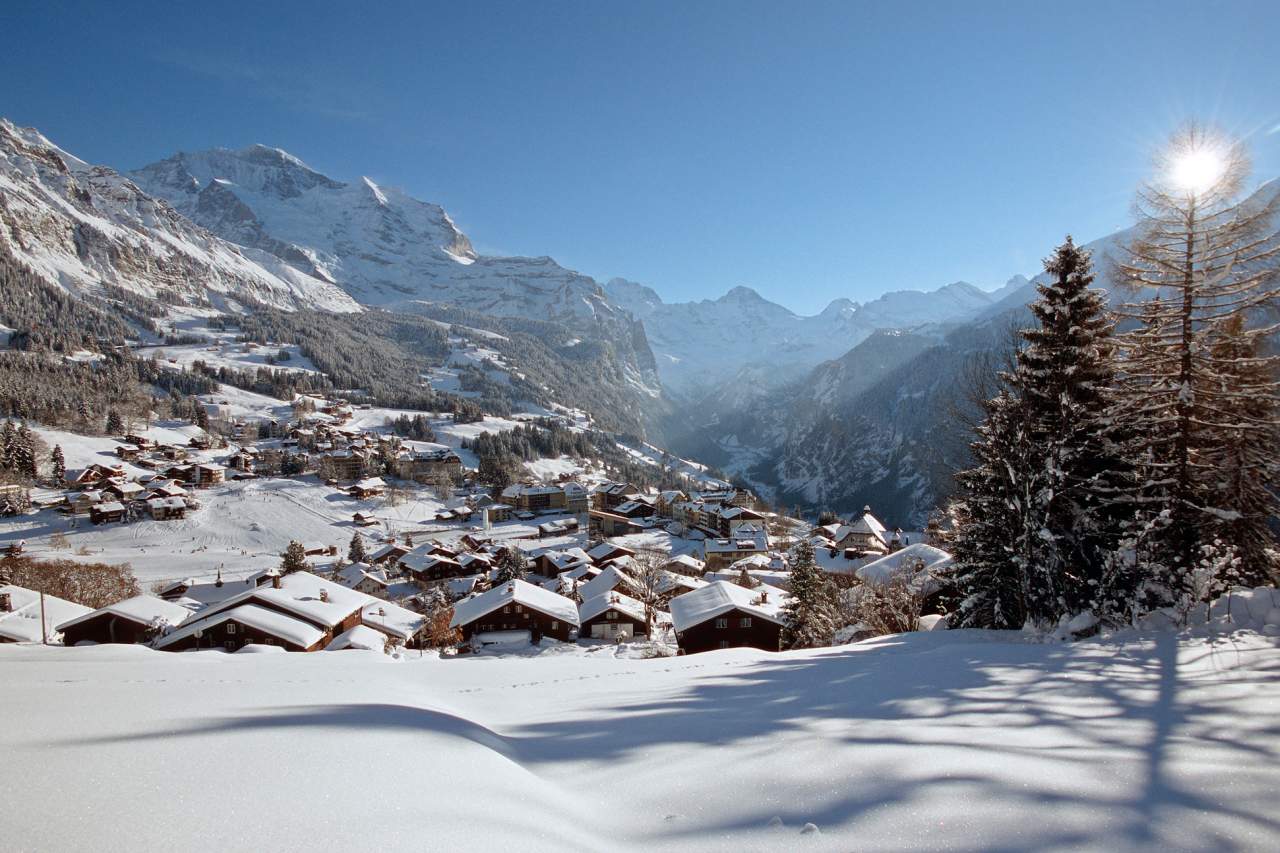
(1169, 145, 1226, 195)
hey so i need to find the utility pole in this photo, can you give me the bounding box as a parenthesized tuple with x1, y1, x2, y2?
(39, 589, 48, 645)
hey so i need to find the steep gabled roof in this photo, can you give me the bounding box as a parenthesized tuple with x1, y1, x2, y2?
(449, 580, 579, 629)
(56, 595, 193, 633)
(669, 581, 786, 633)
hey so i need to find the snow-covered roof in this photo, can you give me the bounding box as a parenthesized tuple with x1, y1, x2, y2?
(326, 624, 388, 651)
(154, 603, 325, 650)
(93, 501, 126, 513)
(857, 543, 954, 585)
(360, 599, 425, 642)
(0, 585, 92, 643)
(587, 542, 635, 562)
(181, 571, 366, 631)
(669, 581, 786, 633)
(352, 477, 386, 491)
(579, 591, 648, 624)
(449, 580, 579, 629)
(577, 564, 635, 602)
(56, 595, 193, 633)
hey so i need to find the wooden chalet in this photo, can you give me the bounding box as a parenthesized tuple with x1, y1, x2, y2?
(89, 501, 126, 525)
(578, 591, 650, 640)
(449, 579, 580, 644)
(57, 595, 193, 646)
(669, 581, 786, 654)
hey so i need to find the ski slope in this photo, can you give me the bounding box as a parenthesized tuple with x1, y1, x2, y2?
(2, 629, 1277, 851)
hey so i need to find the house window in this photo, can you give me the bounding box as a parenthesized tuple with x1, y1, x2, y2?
(715, 618, 728, 629)
(225, 641, 236, 650)
(607, 611, 617, 620)
(226, 624, 237, 634)
(503, 606, 510, 614)
(551, 621, 559, 630)
(740, 617, 752, 628)
(718, 641, 730, 649)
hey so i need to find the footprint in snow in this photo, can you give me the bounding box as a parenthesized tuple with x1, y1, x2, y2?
(800, 823, 820, 836)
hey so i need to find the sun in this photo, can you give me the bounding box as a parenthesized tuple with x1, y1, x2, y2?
(1168, 144, 1227, 195)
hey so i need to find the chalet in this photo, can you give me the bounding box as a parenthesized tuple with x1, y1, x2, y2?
(0, 585, 92, 644)
(612, 499, 656, 520)
(593, 482, 640, 511)
(158, 445, 189, 462)
(703, 525, 769, 570)
(194, 463, 226, 487)
(562, 481, 589, 514)
(578, 564, 642, 602)
(578, 591, 651, 640)
(537, 517, 579, 538)
(402, 552, 466, 584)
(484, 503, 514, 523)
(368, 543, 410, 566)
(188, 434, 214, 451)
(831, 507, 890, 556)
(57, 595, 193, 646)
(457, 552, 494, 574)
(669, 581, 787, 654)
(114, 444, 142, 461)
(68, 490, 103, 514)
(589, 508, 644, 538)
(586, 542, 637, 566)
(702, 504, 766, 538)
(395, 445, 463, 482)
(655, 490, 688, 518)
(146, 496, 189, 520)
(123, 433, 153, 449)
(349, 477, 387, 499)
(358, 599, 427, 648)
(302, 542, 336, 557)
(352, 512, 380, 527)
(449, 580, 580, 644)
(334, 563, 391, 598)
(154, 604, 328, 652)
(154, 572, 366, 653)
(532, 547, 593, 579)
(102, 480, 145, 503)
(89, 501, 127, 525)
(502, 483, 568, 515)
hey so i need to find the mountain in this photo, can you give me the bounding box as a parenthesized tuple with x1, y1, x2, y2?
(130, 147, 630, 332)
(605, 277, 1009, 395)
(0, 120, 360, 313)
(668, 180, 1280, 526)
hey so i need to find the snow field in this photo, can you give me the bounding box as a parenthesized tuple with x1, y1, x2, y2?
(2, 630, 1278, 852)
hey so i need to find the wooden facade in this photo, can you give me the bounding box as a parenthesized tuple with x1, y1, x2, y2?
(675, 608, 782, 654)
(455, 603, 575, 643)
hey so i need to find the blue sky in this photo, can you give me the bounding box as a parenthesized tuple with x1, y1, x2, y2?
(4, 0, 1280, 313)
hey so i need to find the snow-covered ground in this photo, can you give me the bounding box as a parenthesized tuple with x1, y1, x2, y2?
(2, 629, 1277, 851)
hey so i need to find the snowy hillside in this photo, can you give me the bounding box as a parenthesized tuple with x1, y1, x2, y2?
(0, 120, 360, 314)
(130, 147, 630, 330)
(605, 277, 1010, 394)
(3, 629, 1277, 851)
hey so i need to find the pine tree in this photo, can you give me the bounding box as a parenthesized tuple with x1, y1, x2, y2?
(0, 421, 15, 474)
(949, 391, 1033, 629)
(493, 546, 528, 584)
(193, 398, 210, 430)
(781, 539, 837, 649)
(1009, 238, 1132, 627)
(1113, 123, 1280, 606)
(1199, 313, 1280, 589)
(105, 409, 124, 436)
(348, 532, 368, 564)
(50, 444, 66, 485)
(280, 540, 309, 574)
(13, 424, 38, 482)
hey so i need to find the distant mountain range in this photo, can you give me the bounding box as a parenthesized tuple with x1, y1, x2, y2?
(7, 115, 1271, 526)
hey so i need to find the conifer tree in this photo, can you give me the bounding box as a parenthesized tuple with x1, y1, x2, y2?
(1112, 123, 1280, 605)
(348, 532, 368, 564)
(280, 540, 309, 574)
(105, 409, 124, 436)
(50, 444, 66, 485)
(948, 391, 1033, 629)
(12, 424, 37, 482)
(493, 546, 528, 584)
(1010, 238, 1131, 626)
(781, 539, 837, 648)
(1199, 313, 1280, 589)
(0, 421, 15, 474)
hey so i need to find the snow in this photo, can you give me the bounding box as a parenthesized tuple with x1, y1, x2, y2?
(578, 590, 647, 624)
(3, 629, 1277, 850)
(856, 542, 953, 585)
(326, 624, 389, 652)
(0, 585, 92, 644)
